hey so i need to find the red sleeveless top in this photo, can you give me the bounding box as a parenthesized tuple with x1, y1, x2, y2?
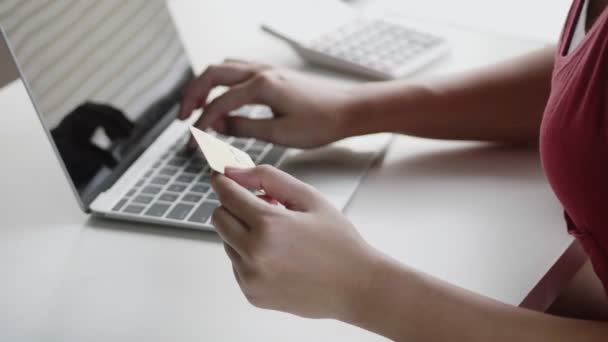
(540, 0, 608, 293)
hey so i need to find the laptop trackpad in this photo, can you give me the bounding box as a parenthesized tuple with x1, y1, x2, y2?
(278, 133, 392, 210)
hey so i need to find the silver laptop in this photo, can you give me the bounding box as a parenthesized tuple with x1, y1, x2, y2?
(0, 0, 390, 231)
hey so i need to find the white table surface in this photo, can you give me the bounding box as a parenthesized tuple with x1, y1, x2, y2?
(0, 1, 580, 341)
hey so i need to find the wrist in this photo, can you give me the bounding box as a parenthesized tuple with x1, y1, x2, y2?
(333, 246, 394, 323)
(335, 248, 421, 341)
(338, 82, 436, 138)
(337, 85, 377, 139)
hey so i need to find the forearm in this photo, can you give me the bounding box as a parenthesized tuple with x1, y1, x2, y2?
(342, 253, 608, 342)
(342, 46, 555, 142)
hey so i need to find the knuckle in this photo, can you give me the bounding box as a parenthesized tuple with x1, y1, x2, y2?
(240, 265, 261, 285)
(199, 66, 218, 83)
(244, 292, 264, 308)
(243, 223, 272, 261)
(303, 183, 319, 196)
(254, 62, 273, 72)
(181, 80, 195, 96)
(241, 236, 263, 260)
(252, 70, 274, 86)
(205, 63, 220, 74)
(241, 241, 256, 259)
(257, 210, 278, 229)
(256, 164, 276, 177)
(210, 208, 222, 226)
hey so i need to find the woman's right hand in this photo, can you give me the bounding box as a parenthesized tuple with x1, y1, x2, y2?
(178, 59, 357, 149)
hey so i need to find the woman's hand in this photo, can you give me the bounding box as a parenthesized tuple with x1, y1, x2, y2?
(179, 59, 357, 149)
(210, 165, 382, 319)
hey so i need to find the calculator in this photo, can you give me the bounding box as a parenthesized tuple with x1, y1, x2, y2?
(262, 16, 448, 80)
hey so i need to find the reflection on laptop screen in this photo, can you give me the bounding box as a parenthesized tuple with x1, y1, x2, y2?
(0, 0, 194, 205)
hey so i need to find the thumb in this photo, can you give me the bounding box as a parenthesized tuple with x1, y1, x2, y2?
(225, 165, 318, 211)
(225, 117, 281, 143)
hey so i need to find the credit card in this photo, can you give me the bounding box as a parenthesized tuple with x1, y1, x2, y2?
(189, 126, 255, 174)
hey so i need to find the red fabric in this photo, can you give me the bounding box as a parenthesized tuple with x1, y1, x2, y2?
(540, 0, 608, 294)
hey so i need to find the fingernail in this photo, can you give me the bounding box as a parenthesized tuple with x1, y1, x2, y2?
(224, 167, 247, 176)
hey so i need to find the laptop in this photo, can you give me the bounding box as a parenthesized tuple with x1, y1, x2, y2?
(0, 0, 391, 231)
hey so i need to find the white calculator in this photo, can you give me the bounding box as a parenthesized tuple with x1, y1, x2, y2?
(261, 1, 448, 80)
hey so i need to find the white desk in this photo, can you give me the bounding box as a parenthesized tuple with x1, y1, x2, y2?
(0, 1, 583, 341)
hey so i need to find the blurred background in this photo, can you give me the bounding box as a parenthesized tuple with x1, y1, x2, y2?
(0, 0, 572, 89)
(354, 0, 571, 41)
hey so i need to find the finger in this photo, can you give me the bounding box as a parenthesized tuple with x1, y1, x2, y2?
(193, 77, 265, 130)
(224, 242, 241, 263)
(186, 80, 264, 150)
(258, 194, 279, 205)
(224, 116, 280, 143)
(186, 120, 227, 150)
(225, 165, 318, 211)
(178, 63, 256, 119)
(223, 58, 271, 70)
(211, 173, 271, 225)
(212, 206, 250, 256)
(223, 58, 249, 65)
(232, 264, 243, 288)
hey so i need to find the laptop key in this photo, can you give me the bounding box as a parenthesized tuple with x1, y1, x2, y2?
(124, 204, 145, 214)
(250, 141, 267, 152)
(188, 201, 220, 223)
(167, 183, 187, 192)
(198, 173, 211, 182)
(185, 164, 203, 173)
(191, 184, 210, 193)
(150, 177, 170, 185)
(126, 189, 136, 197)
(159, 167, 178, 176)
(159, 193, 179, 202)
(247, 150, 262, 161)
(167, 203, 194, 220)
(142, 186, 162, 195)
(176, 174, 196, 183)
(231, 140, 247, 149)
(207, 192, 218, 200)
(133, 195, 154, 204)
(112, 199, 128, 211)
(259, 146, 286, 165)
(183, 193, 203, 203)
(144, 203, 171, 217)
(189, 159, 204, 168)
(175, 149, 193, 158)
(168, 158, 187, 167)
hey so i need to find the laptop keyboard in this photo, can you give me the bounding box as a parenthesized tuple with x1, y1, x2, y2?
(111, 110, 286, 225)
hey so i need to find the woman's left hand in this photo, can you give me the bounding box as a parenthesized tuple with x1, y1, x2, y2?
(210, 165, 382, 319)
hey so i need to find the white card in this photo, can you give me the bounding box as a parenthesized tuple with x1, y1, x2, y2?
(189, 126, 255, 174)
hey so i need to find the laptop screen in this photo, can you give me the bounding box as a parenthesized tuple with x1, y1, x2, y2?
(0, 0, 194, 208)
